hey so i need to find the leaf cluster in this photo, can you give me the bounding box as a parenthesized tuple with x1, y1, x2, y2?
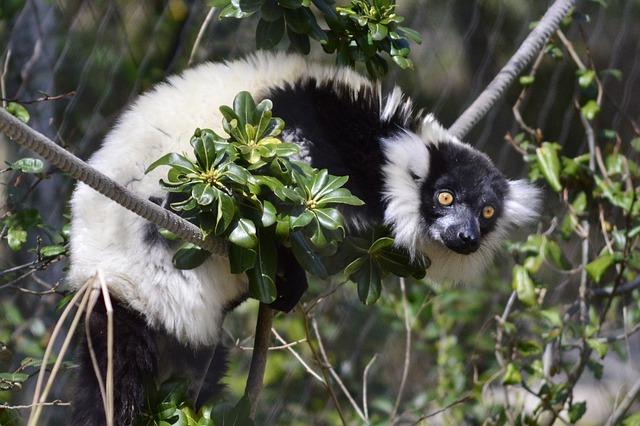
(147, 91, 424, 305)
(208, 0, 421, 78)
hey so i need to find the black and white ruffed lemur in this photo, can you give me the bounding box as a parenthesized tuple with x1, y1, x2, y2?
(68, 52, 540, 425)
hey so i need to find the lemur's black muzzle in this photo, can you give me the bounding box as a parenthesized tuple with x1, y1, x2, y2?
(442, 215, 481, 255)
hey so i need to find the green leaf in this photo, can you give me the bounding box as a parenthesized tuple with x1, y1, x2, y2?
(11, 158, 44, 173)
(314, 208, 343, 232)
(256, 17, 285, 49)
(215, 192, 236, 234)
(535, 142, 562, 192)
(191, 132, 217, 170)
(587, 338, 608, 358)
(7, 226, 27, 251)
(631, 137, 640, 152)
(577, 69, 596, 88)
(316, 188, 364, 206)
(622, 412, 640, 426)
(538, 309, 562, 328)
(0, 372, 29, 383)
(261, 200, 277, 227)
(246, 228, 277, 303)
(239, 0, 263, 13)
(192, 183, 216, 206)
(146, 153, 198, 175)
(585, 253, 615, 283)
(287, 27, 310, 54)
(40, 245, 66, 258)
(350, 258, 382, 305)
(581, 99, 600, 121)
(392, 55, 411, 70)
(173, 244, 211, 269)
(233, 91, 257, 129)
(397, 26, 421, 43)
(569, 401, 587, 423)
(261, 0, 283, 21)
(229, 218, 258, 249)
(278, 0, 302, 8)
(368, 237, 394, 254)
(229, 244, 257, 274)
(6, 102, 30, 123)
(369, 23, 388, 41)
(519, 75, 535, 86)
(224, 163, 251, 185)
(290, 210, 314, 229)
(512, 265, 537, 306)
(502, 363, 521, 385)
(290, 231, 328, 278)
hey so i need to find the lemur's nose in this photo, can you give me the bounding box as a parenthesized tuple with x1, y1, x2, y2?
(458, 230, 480, 252)
(458, 231, 478, 244)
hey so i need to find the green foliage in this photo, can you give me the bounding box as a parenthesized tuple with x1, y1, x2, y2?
(5, 102, 29, 123)
(148, 91, 423, 304)
(208, 0, 421, 77)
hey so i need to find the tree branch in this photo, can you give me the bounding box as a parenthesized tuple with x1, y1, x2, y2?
(244, 303, 274, 419)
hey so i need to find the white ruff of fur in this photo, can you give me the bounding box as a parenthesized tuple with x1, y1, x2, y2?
(381, 116, 541, 284)
(69, 51, 375, 347)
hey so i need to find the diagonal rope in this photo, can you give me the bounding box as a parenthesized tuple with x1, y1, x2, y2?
(449, 0, 576, 139)
(0, 107, 225, 255)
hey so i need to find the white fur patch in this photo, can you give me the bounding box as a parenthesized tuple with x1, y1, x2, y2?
(380, 131, 429, 257)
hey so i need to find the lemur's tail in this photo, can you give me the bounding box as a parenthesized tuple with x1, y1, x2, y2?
(72, 298, 157, 426)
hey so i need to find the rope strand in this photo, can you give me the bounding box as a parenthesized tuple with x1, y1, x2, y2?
(0, 107, 225, 255)
(449, 0, 576, 139)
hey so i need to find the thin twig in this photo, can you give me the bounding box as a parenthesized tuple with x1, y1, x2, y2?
(390, 277, 411, 420)
(0, 400, 70, 410)
(188, 7, 216, 66)
(99, 272, 115, 426)
(29, 276, 95, 425)
(1, 49, 11, 108)
(239, 337, 307, 351)
(0, 91, 76, 105)
(411, 395, 472, 425)
(605, 375, 640, 426)
(362, 354, 377, 422)
(85, 281, 108, 413)
(312, 318, 366, 422)
(301, 309, 347, 424)
(271, 328, 324, 383)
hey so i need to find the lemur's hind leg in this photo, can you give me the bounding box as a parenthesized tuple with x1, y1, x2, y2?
(72, 298, 157, 426)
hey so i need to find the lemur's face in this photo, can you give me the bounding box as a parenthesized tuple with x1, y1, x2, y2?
(381, 118, 539, 283)
(420, 143, 509, 255)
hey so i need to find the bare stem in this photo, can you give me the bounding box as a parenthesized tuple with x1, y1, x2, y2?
(244, 303, 274, 419)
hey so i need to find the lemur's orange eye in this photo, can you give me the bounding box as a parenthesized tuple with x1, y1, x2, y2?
(483, 206, 495, 219)
(437, 191, 454, 206)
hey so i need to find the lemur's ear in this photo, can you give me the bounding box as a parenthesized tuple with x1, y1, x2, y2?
(504, 180, 542, 227)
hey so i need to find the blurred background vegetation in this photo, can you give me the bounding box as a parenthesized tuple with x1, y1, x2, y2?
(1, 0, 640, 424)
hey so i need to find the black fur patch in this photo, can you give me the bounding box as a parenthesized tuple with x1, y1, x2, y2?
(195, 345, 230, 407)
(265, 78, 419, 221)
(420, 143, 509, 236)
(269, 246, 308, 312)
(72, 298, 157, 426)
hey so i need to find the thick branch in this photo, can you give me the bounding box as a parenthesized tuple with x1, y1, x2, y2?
(244, 303, 274, 419)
